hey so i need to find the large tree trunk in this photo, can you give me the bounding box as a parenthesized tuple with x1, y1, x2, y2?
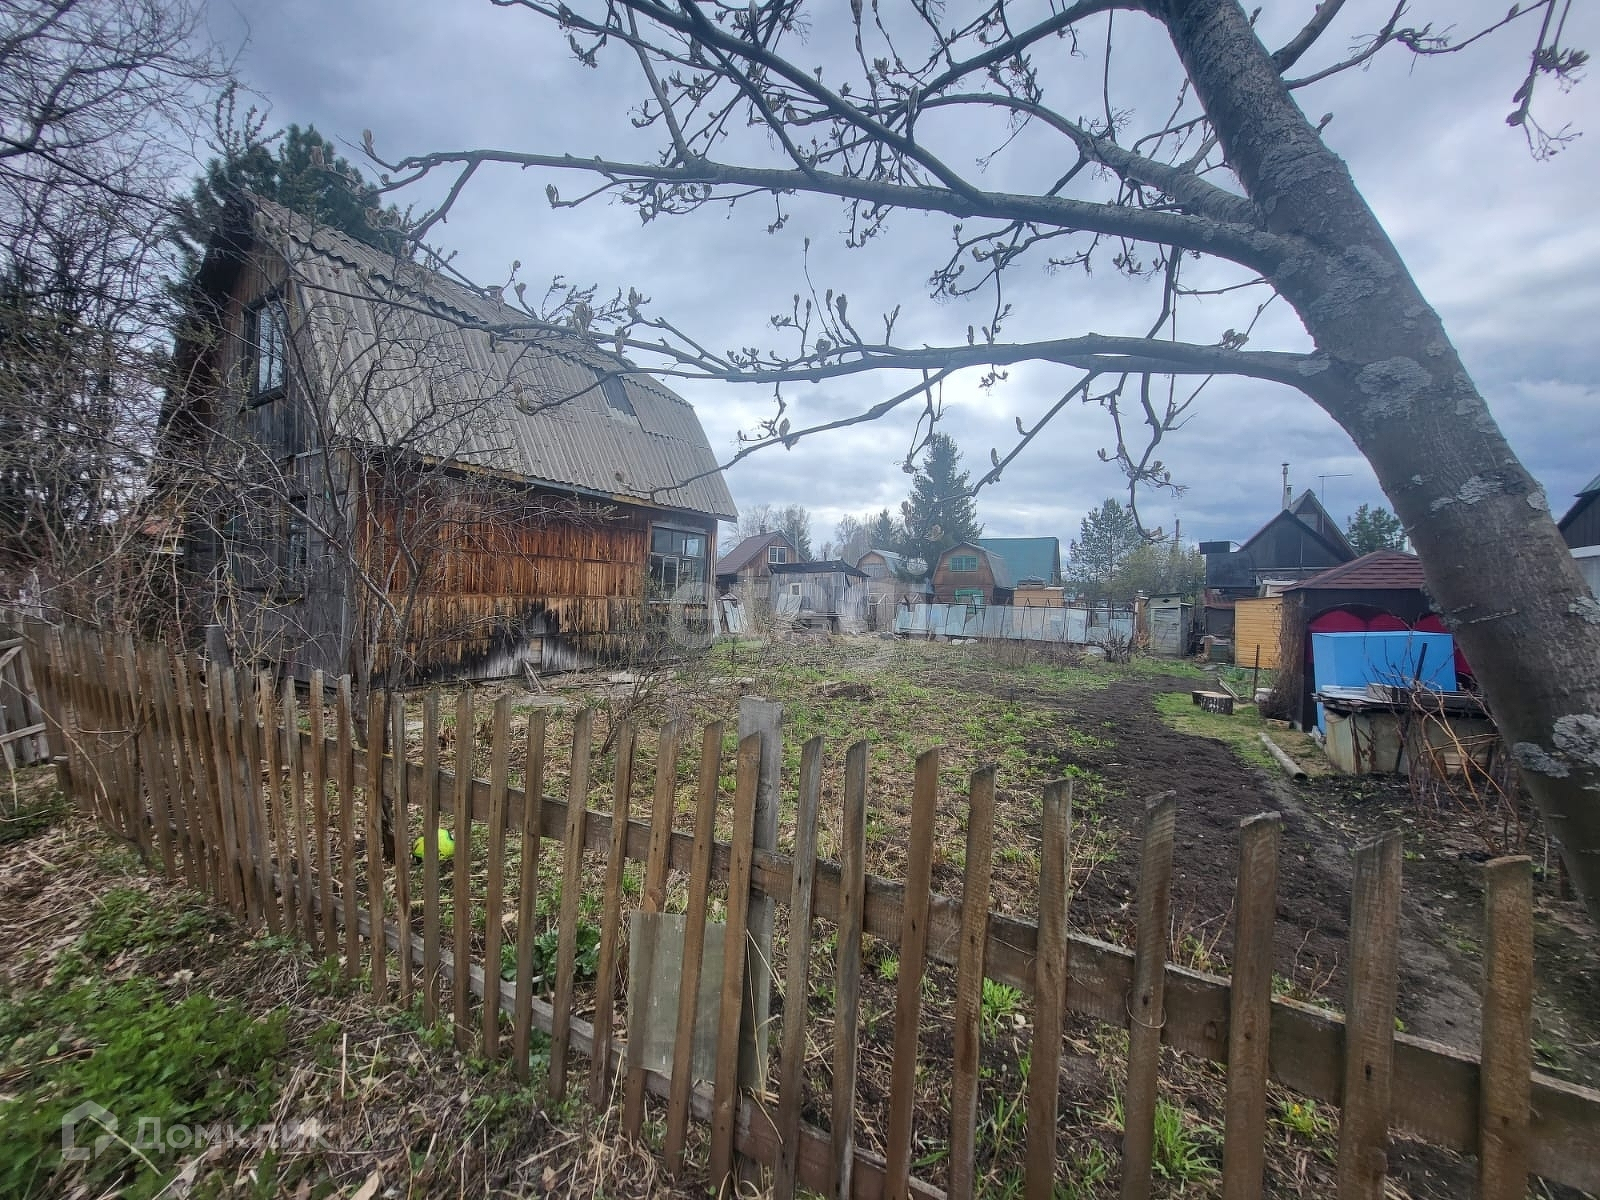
(1165, 0, 1600, 921)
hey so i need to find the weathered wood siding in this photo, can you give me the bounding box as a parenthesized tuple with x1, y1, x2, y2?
(932, 548, 1000, 604)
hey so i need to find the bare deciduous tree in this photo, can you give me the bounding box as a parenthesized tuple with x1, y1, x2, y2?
(376, 0, 1600, 920)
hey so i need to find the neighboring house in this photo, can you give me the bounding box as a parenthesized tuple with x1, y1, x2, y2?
(1202, 489, 1356, 640)
(1277, 550, 1463, 731)
(931, 542, 1014, 606)
(1558, 471, 1600, 596)
(854, 548, 929, 629)
(769, 559, 868, 631)
(714, 530, 799, 604)
(163, 194, 736, 682)
(977, 536, 1062, 586)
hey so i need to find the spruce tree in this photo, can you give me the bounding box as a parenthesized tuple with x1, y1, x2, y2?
(897, 433, 981, 574)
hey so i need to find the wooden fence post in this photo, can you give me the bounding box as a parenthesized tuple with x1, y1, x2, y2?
(1336, 830, 1402, 1200)
(1026, 777, 1073, 1200)
(591, 722, 636, 1107)
(773, 734, 824, 1200)
(665, 720, 724, 1176)
(833, 739, 869, 1200)
(949, 765, 997, 1200)
(391, 695, 414, 1009)
(550, 707, 594, 1101)
(421, 689, 443, 1025)
(309, 671, 335, 953)
(365, 691, 388, 996)
(451, 689, 474, 1047)
(1122, 792, 1179, 1200)
(1478, 855, 1533, 1200)
(337, 678, 360, 977)
(482, 695, 511, 1057)
(886, 746, 941, 1200)
(737, 696, 783, 1100)
(710, 732, 762, 1193)
(512, 710, 547, 1082)
(1221, 812, 1282, 1200)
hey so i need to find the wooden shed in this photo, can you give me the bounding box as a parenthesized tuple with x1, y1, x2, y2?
(1233, 596, 1284, 670)
(164, 193, 736, 682)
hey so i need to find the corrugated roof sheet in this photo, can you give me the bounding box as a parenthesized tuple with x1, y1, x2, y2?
(1285, 550, 1426, 592)
(249, 196, 736, 520)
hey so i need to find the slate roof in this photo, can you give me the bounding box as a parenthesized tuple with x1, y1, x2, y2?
(233, 195, 736, 520)
(977, 536, 1061, 585)
(770, 559, 867, 578)
(1284, 550, 1426, 592)
(715, 530, 795, 575)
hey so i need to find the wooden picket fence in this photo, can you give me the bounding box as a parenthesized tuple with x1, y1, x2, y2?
(17, 620, 1600, 1199)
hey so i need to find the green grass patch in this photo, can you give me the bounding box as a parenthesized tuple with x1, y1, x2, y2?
(1152, 691, 1274, 769)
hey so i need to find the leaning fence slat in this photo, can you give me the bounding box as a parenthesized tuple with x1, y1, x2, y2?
(885, 746, 941, 1200)
(1479, 856, 1534, 1200)
(261, 672, 295, 934)
(513, 710, 547, 1082)
(136, 649, 178, 881)
(1122, 792, 1179, 1200)
(949, 764, 997, 1200)
(421, 690, 443, 1026)
(833, 739, 870, 1200)
(222, 669, 265, 929)
(1221, 812, 1282, 1200)
(590, 722, 636, 1107)
(1026, 778, 1073, 1199)
(482, 694, 512, 1057)
(172, 653, 215, 900)
(550, 707, 594, 1102)
(205, 667, 244, 914)
(710, 732, 762, 1192)
(309, 672, 334, 953)
(772, 734, 824, 1200)
(452, 689, 474, 1048)
(116, 637, 152, 862)
(281, 678, 309, 945)
(623, 719, 681, 1138)
(365, 692, 389, 997)
(337, 678, 360, 978)
(391, 696, 414, 1009)
(1336, 830, 1403, 1200)
(665, 720, 725, 1176)
(158, 651, 200, 890)
(239, 668, 277, 931)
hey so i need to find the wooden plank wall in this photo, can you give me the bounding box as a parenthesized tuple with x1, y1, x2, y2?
(22, 620, 1600, 1200)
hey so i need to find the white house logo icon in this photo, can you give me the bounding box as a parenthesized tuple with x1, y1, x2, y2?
(61, 1100, 116, 1161)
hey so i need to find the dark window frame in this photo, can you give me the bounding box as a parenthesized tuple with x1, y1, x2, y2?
(598, 372, 636, 417)
(245, 294, 288, 406)
(648, 523, 708, 600)
(767, 544, 787, 565)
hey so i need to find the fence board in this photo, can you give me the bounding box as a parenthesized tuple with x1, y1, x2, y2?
(710, 732, 762, 1191)
(172, 653, 215, 900)
(624, 719, 681, 1137)
(1221, 812, 1282, 1200)
(665, 720, 725, 1176)
(549, 707, 594, 1101)
(1479, 856, 1534, 1200)
(281, 677, 309, 942)
(365, 693, 389, 997)
(261, 673, 295, 934)
(452, 689, 474, 1048)
(232, 667, 271, 930)
(202, 666, 241, 912)
(773, 734, 824, 1200)
(949, 765, 997, 1200)
(1122, 792, 1178, 1200)
(221, 670, 264, 928)
(136, 649, 177, 881)
(481, 696, 512, 1056)
(834, 739, 869, 1200)
(308, 672, 333, 953)
(591, 723, 635, 1107)
(421, 690, 443, 1025)
(113, 638, 150, 862)
(1336, 831, 1402, 1200)
(391, 697, 414, 1009)
(1026, 778, 1072, 1199)
(737, 697, 782, 1108)
(513, 710, 546, 1082)
(160, 652, 201, 890)
(337, 679, 360, 977)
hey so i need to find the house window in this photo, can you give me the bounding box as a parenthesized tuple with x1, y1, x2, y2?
(246, 295, 288, 403)
(954, 588, 984, 607)
(649, 526, 706, 598)
(768, 545, 787, 565)
(598, 372, 636, 417)
(950, 554, 979, 573)
(283, 499, 309, 579)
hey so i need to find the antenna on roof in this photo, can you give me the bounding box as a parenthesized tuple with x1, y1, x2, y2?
(1281, 463, 1291, 510)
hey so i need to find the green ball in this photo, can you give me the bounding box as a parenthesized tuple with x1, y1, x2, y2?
(413, 828, 455, 861)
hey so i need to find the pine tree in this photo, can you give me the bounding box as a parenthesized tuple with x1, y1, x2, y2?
(777, 504, 813, 560)
(897, 433, 981, 573)
(865, 508, 899, 552)
(1068, 498, 1142, 601)
(172, 124, 405, 279)
(1345, 503, 1407, 554)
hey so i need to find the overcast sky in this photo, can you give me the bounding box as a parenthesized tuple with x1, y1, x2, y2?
(200, 0, 1598, 554)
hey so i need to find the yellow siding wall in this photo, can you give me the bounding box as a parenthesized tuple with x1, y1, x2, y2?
(1234, 597, 1283, 670)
